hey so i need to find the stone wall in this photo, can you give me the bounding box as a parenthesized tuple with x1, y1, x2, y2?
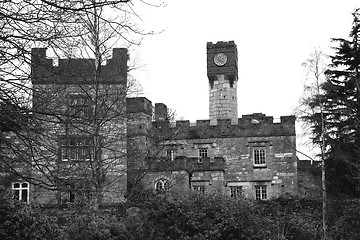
(153, 113, 295, 140)
(297, 160, 322, 198)
(148, 112, 297, 199)
(207, 41, 238, 123)
(31, 48, 128, 84)
(31, 83, 128, 204)
(142, 171, 189, 194)
(30, 48, 129, 204)
(209, 75, 238, 123)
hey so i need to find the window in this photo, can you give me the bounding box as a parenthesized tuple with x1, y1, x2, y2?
(193, 185, 205, 194)
(253, 147, 266, 166)
(58, 182, 92, 204)
(68, 96, 92, 119)
(255, 185, 267, 200)
(230, 186, 243, 198)
(12, 182, 29, 203)
(198, 148, 208, 158)
(155, 179, 170, 192)
(60, 188, 76, 203)
(61, 136, 92, 161)
(166, 149, 176, 161)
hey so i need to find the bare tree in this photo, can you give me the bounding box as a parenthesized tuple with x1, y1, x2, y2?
(0, 0, 164, 205)
(297, 48, 328, 240)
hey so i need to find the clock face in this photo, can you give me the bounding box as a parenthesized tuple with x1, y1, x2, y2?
(214, 53, 227, 66)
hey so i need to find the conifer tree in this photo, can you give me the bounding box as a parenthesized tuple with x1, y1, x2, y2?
(305, 8, 360, 198)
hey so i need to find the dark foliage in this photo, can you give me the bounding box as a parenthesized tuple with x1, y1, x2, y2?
(2, 190, 360, 239)
(302, 9, 360, 198)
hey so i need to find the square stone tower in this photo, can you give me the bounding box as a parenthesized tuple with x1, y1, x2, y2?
(207, 41, 238, 124)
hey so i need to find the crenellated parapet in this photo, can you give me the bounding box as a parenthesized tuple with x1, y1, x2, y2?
(31, 48, 128, 84)
(153, 113, 295, 140)
(126, 97, 152, 116)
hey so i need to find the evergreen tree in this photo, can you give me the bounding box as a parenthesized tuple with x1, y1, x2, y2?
(307, 9, 360, 198)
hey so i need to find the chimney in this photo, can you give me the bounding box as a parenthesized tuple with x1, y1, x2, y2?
(154, 103, 168, 121)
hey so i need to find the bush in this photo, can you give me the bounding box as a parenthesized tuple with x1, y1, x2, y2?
(6, 191, 357, 240)
(329, 199, 360, 240)
(0, 193, 63, 240)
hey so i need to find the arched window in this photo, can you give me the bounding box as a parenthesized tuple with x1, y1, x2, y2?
(155, 179, 170, 192)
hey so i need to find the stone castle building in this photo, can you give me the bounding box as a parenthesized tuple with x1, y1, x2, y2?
(1, 41, 297, 204)
(131, 41, 297, 200)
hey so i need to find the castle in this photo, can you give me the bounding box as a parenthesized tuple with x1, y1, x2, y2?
(1, 41, 297, 204)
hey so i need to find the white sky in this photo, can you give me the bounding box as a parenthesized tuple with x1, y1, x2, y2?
(132, 1, 359, 159)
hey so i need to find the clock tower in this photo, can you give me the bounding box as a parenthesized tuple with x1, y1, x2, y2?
(207, 41, 238, 123)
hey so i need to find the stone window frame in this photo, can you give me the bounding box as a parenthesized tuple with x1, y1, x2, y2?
(253, 147, 266, 166)
(248, 141, 270, 168)
(155, 178, 170, 192)
(166, 149, 176, 161)
(60, 135, 93, 162)
(12, 182, 30, 203)
(230, 186, 244, 198)
(191, 181, 208, 194)
(255, 185, 267, 200)
(193, 185, 205, 194)
(59, 183, 76, 203)
(198, 148, 208, 158)
(57, 179, 92, 204)
(67, 95, 93, 120)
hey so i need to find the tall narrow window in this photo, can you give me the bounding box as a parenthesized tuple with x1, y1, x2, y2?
(12, 182, 29, 203)
(255, 185, 267, 200)
(253, 147, 266, 166)
(61, 136, 92, 161)
(166, 149, 176, 161)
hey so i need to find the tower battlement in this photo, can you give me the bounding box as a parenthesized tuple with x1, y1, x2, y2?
(206, 40, 237, 49)
(153, 113, 295, 140)
(31, 48, 128, 84)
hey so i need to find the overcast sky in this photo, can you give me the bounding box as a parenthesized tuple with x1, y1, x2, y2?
(133, 1, 359, 159)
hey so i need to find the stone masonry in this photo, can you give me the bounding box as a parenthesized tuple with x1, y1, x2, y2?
(2, 41, 297, 204)
(29, 48, 128, 204)
(129, 41, 298, 200)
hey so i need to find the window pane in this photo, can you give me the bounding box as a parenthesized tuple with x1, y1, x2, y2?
(13, 183, 20, 188)
(255, 186, 260, 200)
(62, 147, 68, 160)
(230, 186, 242, 198)
(199, 148, 208, 158)
(21, 183, 28, 188)
(70, 148, 76, 160)
(193, 186, 205, 193)
(84, 147, 91, 160)
(155, 181, 162, 191)
(21, 189, 28, 202)
(163, 180, 170, 190)
(78, 148, 83, 159)
(69, 192, 76, 203)
(261, 186, 267, 199)
(61, 137, 93, 161)
(254, 148, 266, 165)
